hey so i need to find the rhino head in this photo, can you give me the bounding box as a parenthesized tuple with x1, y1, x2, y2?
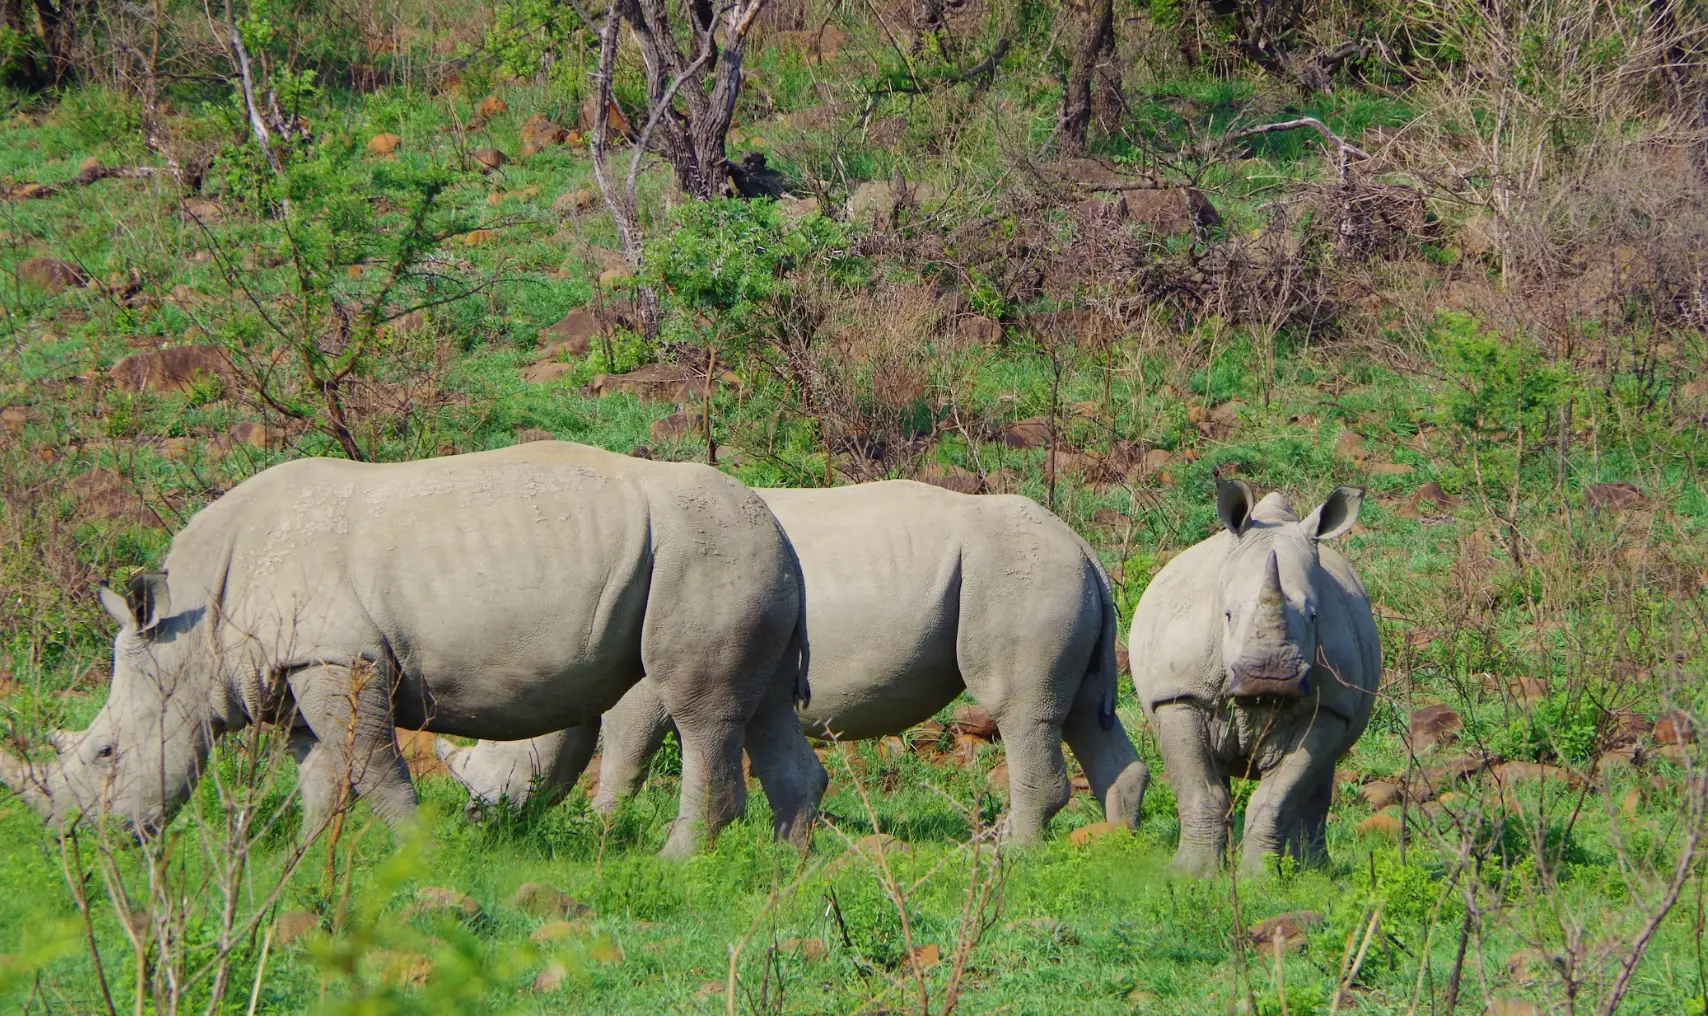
(1214, 479, 1363, 700)
(1, 572, 230, 837)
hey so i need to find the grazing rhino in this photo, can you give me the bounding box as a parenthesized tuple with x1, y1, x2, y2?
(437, 480, 1150, 843)
(1129, 480, 1379, 877)
(0, 442, 824, 858)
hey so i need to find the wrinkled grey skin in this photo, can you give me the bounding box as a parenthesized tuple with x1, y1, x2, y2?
(438, 480, 1148, 843)
(0, 442, 824, 858)
(1128, 480, 1380, 877)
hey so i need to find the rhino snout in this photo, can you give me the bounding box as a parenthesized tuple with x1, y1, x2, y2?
(1225, 658, 1312, 699)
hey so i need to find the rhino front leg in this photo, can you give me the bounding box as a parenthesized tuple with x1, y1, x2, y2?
(437, 723, 599, 818)
(592, 677, 676, 816)
(1153, 703, 1231, 876)
(1296, 774, 1332, 867)
(1238, 715, 1346, 878)
(1062, 706, 1149, 829)
(287, 663, 417, 834)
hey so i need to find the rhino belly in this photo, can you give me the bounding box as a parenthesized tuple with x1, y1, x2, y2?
(791, 588, 962, 741)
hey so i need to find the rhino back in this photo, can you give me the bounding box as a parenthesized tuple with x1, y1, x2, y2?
(186, 444, 786, 736)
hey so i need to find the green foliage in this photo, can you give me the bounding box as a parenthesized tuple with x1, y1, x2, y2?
(485, 0, 592, 93)
(1374, 856, 1459, 926)
(642, 197, 865, 356)
(1429, 311, 1569, 442)
(1255, 982, 1328, 1016)
(1486, 695, 1603, 765)
(0, 27, 38, 85)
(45, 87, 143, 150)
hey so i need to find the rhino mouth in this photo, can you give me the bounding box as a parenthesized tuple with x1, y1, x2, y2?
(1226, 661, 1312, 699)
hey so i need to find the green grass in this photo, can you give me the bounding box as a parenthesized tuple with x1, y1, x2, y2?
(2, 10, 1707, 1012)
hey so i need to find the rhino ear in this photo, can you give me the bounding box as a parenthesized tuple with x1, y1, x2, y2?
(98, 581, 135, 631)
(1304, 487, 1364, 542)
(127, 572, 171, 635)
(1216, 478, 1257, 537)
(99, 573, 170, 635)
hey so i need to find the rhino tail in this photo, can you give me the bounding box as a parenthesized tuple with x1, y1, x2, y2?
(1093, 562, 1119, 732)
(791, 614, 811, 710)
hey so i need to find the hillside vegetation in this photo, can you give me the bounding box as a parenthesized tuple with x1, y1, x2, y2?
(1, 0, 1707, 1012)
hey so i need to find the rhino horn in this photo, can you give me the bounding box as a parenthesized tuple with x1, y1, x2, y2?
(0, 746, 56, 821)
(1257, 548, 1285, 612)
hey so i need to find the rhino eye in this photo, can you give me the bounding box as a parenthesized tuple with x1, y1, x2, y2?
(96, 744, 115, 760)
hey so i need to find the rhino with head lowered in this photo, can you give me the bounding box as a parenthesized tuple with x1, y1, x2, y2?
(1128, 479, 1380, 877)
(1, 441, 824, 858)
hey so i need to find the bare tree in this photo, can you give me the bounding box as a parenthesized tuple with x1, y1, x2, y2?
(2, 0, 90, 85)
(580, 0, 769, 336)
(1058, 0, 1116, 156)
(621, 0, 771, 200)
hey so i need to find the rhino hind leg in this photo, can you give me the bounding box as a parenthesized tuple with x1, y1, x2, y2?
(1153, 703, 1232, 876)
(658, 713, 747, 860)
(593, 677, 676, 816)
(287, 663, 418, 836)
(993, 718, 1072, 844)
(742, 684, 828, 851)
(1062, 698, 1148, 829)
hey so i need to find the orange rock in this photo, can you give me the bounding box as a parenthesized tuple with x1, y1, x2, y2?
(17, 257, 89, 293)
(395, 728, 447, 777)
(272, 911, 320, 946)
(1068, 821, 1124, 846)
(1653, 711, 1695, 745)
(532, 962, 567, 991)
(1358, 812, 1402, 840)
(524, 360, 575, 384)
(366, 950, 433, 988)
(368, 132, 402, 155)
(68, 469, 163, 527)
(780, 937, 827, 961)
(1361, 781, 1403, 810)
(1247, 910, 1323, 952)
(403, 886, 482, 922)
(696, 980, 727, 1001)
(476, 94, 507, 120)
(948, 704, 999, 741)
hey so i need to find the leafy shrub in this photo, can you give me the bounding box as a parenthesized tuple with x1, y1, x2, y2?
(484, 0, 592, 93)
(1486, 694, 1602, 765)
(1429, 311, 1569, 447)
(643, 197, 865, 359)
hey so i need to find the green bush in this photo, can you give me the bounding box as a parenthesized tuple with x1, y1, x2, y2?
(1486, 694, 1602, 765)
(643, 197, 865, 357)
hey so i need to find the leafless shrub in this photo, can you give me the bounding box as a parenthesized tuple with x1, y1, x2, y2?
(810, 280, 946, 481)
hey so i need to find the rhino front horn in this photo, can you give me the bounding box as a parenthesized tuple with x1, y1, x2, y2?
(0, 747, 56, 821)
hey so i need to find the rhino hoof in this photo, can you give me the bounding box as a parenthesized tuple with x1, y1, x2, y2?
(465, 802, 487, 824)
